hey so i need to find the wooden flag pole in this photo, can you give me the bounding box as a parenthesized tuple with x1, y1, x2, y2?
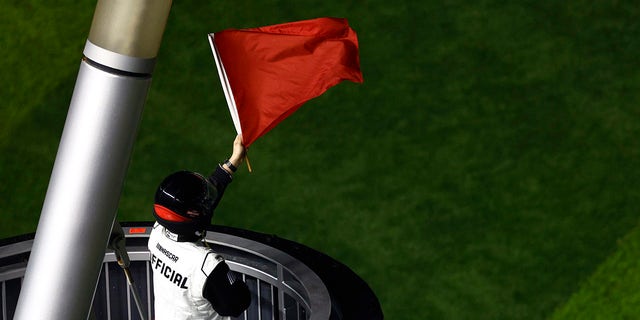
(245, 153, 253, 173)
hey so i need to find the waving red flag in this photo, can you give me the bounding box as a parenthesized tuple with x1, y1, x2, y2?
(209, 17, 363, 147)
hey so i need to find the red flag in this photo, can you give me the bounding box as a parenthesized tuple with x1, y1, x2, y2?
(210, 17, 363, 147)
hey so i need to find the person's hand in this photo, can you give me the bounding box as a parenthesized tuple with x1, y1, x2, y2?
(227, 135, 246, 169)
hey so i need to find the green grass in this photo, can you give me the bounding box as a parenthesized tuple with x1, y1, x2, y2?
(2, 1, 640, 319)
(552, 224, 640, 319)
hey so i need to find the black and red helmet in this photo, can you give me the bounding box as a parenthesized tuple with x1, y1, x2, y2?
(153, 171, 217, 238)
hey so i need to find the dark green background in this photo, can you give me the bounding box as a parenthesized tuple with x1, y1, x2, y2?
(2, 1, 639, 319)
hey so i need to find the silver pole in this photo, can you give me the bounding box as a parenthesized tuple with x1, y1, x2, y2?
(14, 1, 172, 319)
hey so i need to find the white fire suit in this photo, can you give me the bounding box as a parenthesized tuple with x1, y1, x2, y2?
(148, 223, 248, 319)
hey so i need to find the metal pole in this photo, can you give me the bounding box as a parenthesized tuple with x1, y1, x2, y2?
(14, 1, 172, 319)
(109, 222, 147, 320)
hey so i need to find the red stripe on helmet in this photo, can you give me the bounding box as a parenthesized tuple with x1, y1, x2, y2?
(154, 204, 190, 222)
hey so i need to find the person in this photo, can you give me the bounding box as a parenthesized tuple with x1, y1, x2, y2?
(148, 135, 251, 319)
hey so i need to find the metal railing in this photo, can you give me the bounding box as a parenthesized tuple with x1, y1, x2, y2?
(0, 225, 331, 320)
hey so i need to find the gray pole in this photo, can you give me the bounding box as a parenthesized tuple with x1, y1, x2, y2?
(14, 1, 172, 319)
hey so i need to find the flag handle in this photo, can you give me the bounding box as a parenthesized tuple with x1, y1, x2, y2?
(245, 152, 253, 173)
